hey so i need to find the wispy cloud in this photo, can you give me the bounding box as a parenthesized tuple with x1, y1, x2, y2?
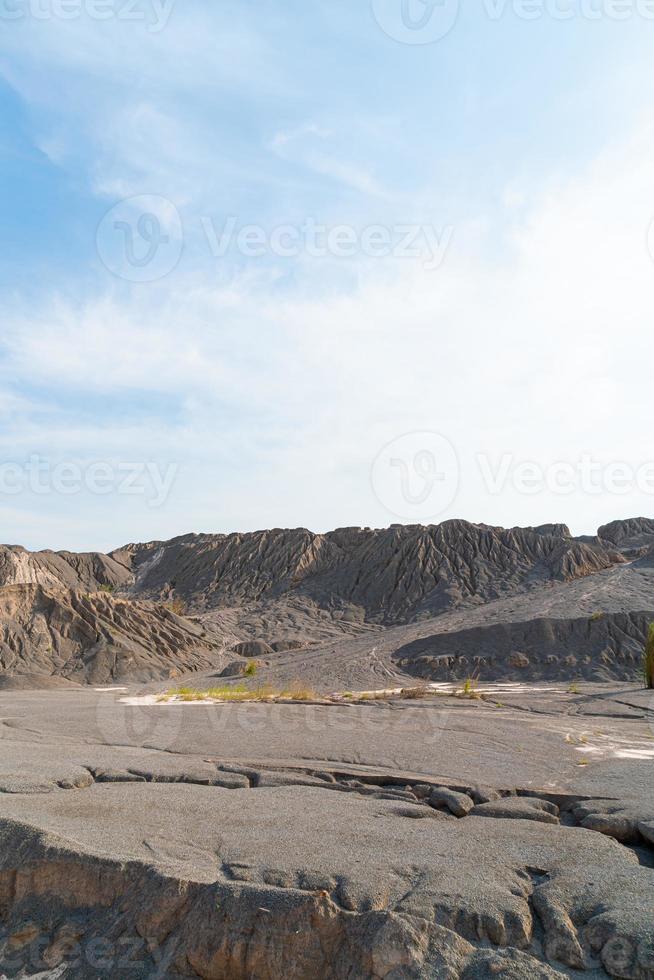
(2, 2, 654, 548)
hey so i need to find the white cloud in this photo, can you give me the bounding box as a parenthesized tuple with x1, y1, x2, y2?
(4, 118, 654, 547)
(3, 1, 654, 547)
(270, 121, 389, 199)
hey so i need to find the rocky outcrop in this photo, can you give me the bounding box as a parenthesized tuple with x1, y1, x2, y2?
(0, 779, 651, 979)
(598, 517, 654, 556)
(395, 611, 652, 682)
(0, 545, 131, 592)
(0, 585, 222, 684)
(231, 640, 274, 658)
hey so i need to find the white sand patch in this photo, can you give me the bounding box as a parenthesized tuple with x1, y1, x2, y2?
(118, 694, 161, 706)
(427, 681, 571, 695)
(94, 686, 128, 692)
(571, 736, 654, 760)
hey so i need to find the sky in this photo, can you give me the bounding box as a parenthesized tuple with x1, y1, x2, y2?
(1, 0, 654, 552)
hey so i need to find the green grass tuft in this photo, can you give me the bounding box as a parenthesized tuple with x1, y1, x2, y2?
(457, 677, 481, 699)
(161, 682, 318, 703)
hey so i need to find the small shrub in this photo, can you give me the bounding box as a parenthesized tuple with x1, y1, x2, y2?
(458, 677, 481, 699)
(165, 598, 187, 616)
(243, 661, 259, 677)
(279, 682, 318, 701)
(644, 623, 654, 690)
(399, 685, 430, 699)
(589, 611, 604, 622)
(568, 682, 580, 695)
(99, 584, 114, 594)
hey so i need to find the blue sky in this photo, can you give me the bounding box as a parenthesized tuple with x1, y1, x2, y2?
(1, 0, 654, 551)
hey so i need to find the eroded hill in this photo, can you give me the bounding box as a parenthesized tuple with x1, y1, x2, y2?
(0, 517, 650, 687)
(113, 520, 620, 623)
(0, 585, 223, 685)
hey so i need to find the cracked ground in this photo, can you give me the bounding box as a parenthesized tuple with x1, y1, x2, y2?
(0, 683, 651, 978)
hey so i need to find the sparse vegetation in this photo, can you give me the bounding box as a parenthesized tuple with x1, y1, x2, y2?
(243, 661, 259, 677)
(164, 598, 187, 616)
(589, 611, 604, 622)
(458, 677, 481, 699)
(279, 682, 318, 701)
(98, 584, 114, 594)
(644, 623, 654, 690)
(158, 681, 318, 703)
(160, 685, 255, 703)
(156, 683, 437, 705)
(356, 686, 431, 702)
(399, 685, 430, 699)
(568, 682, 580, 694)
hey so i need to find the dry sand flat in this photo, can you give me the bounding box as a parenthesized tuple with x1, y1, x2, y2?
(0, 684, 651, 978)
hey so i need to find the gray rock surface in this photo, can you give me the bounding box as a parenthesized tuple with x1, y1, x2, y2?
(428, 786, 475, 816)
(0, 685, 650, 977)
(471, 797, 561, 825)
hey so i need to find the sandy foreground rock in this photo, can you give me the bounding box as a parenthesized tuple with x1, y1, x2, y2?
(0, 684, 650, 978)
